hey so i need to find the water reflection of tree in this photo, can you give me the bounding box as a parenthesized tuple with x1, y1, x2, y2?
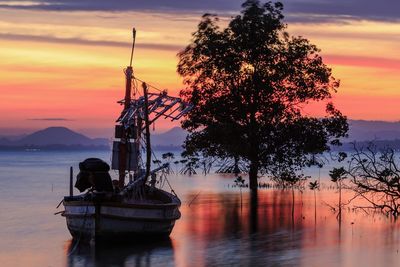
(66, 238, 174, 267)
(184, 191, 305, 266)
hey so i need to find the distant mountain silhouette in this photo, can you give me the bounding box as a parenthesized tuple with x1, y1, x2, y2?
(0, 126, 186, 150)
(0, 127, 109, 150)
(1, 120, 400, 151)
(152, 121, 400, 145)
(336, 139, 400, 151)
(152, 127, 187, 148)
(16, 127, 108, 146)
(348, 120, 400, 141)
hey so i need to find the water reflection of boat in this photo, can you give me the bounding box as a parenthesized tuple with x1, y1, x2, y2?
(66, 238, 174, 267)
(60, 28, 191, 242)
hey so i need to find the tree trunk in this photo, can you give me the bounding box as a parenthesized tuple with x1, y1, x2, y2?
(249, 160, 259, 192)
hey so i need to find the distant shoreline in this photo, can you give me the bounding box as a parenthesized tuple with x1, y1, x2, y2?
(0, 145, 182, 152)
(0, 145, 109, 151)
(2, 141, 400, 152)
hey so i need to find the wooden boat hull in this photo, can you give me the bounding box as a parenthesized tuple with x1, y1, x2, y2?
(62, 192, 181, 241)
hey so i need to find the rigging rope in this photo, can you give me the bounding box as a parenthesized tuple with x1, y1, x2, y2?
(140, 135, 177, 195)
(133, 76, 164, 93)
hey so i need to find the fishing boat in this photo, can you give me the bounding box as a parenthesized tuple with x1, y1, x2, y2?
(61, 29, 191, 242)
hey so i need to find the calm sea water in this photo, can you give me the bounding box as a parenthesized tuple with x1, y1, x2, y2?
(1, 150, 400, 267)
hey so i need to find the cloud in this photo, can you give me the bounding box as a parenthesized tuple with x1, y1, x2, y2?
(0, 33, 184, 51)
(0, 0, 242, 12)
(27, 118, 72, 121)
(324, 54, 400, 70)
(0, 0, 399, 23)
(284, 0, 400, 23)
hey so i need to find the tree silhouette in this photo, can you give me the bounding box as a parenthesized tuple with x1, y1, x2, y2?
(162, 152, 175, 174)
(200, 157, 213, 175)
(173, 160, 180, 174)
(216, 156, 247, 174)
(178, 0, 348, 196)
(234, 176, 247, 210)
(347, 144, 400, 217)
(179, 152, 199, 176)
(329, 167, 347, 221)
(162, 152, 175, 162)
(309, 180, 320, 224)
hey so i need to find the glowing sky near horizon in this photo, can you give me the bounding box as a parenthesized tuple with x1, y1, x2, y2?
(0, 1, 399, 137)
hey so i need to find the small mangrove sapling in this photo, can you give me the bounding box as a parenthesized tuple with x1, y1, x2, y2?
(329, 167, 347, 221)
(234, 175, 246, 210)
(309, 180, 320, 224)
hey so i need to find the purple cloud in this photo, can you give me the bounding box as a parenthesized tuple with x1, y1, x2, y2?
(0, 33, 184, 51)
(0, 0, 398, 22)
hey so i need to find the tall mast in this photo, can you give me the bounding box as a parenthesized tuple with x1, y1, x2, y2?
(114, 29, 193, 189)
(117, 28, 136, 189)
(124, 28, 136, 109)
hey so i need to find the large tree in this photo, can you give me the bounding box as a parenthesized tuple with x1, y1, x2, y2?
(177, 0, 348, 194)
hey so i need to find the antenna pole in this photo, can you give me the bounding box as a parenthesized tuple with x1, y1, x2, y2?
(130, 28, 136, 67)
(142, 82, 151, 183)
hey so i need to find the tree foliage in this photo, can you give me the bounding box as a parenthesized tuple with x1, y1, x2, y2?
(177, 0, 348, 191)
(309, 180, 320, 191)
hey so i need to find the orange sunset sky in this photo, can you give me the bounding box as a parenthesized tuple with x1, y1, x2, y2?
(0, 0, 399, 137)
